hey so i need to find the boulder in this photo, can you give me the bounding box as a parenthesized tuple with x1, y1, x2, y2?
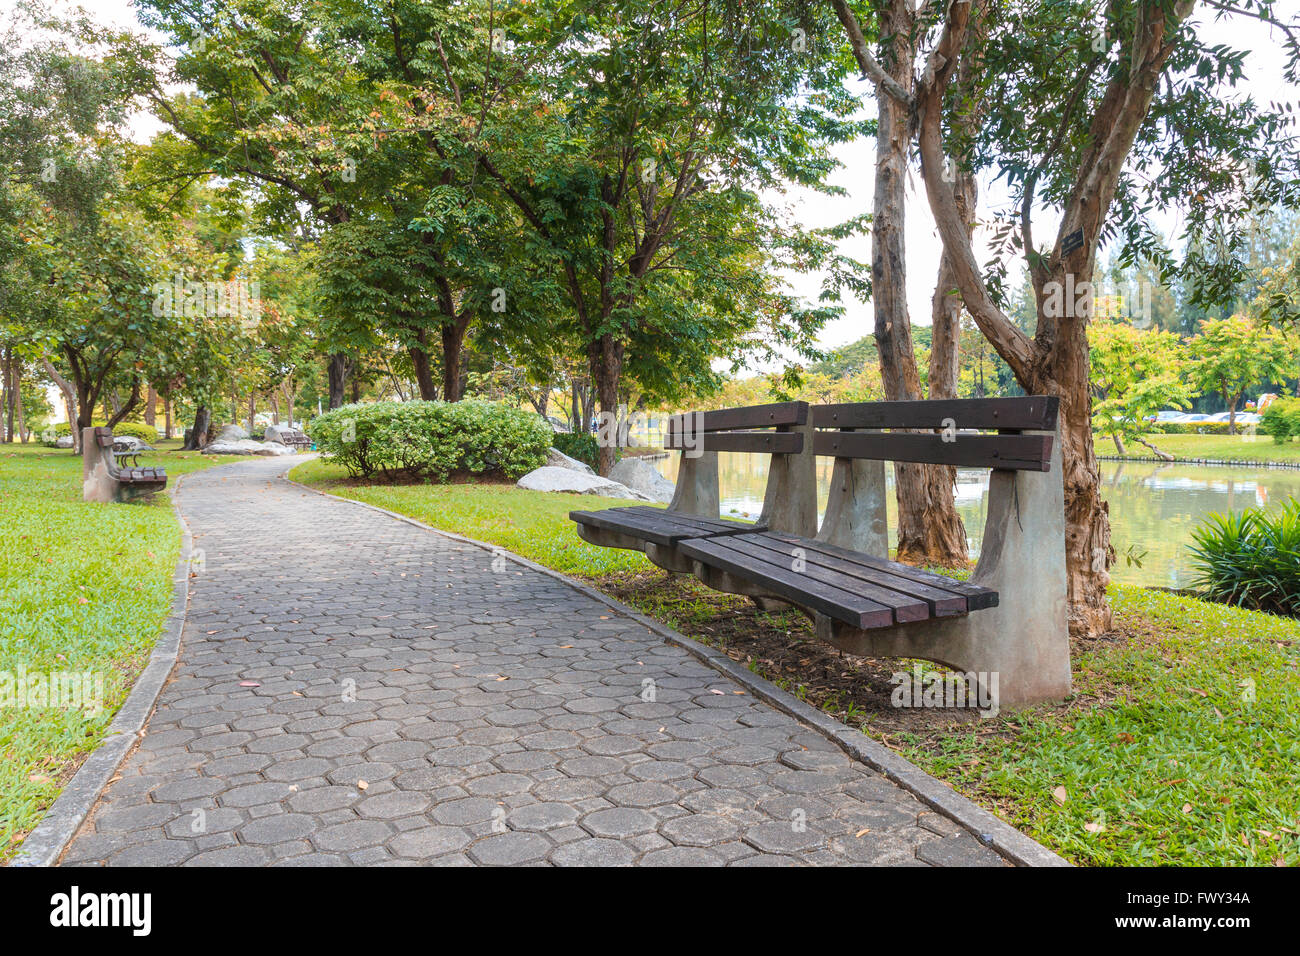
(515, 466, 651, 500)
(112, 435, 154, 451)
(264, 423, 294, 443)
(215, 423, 249, 442)
(55, 436, 74, 449)
(202, 438, 295, 456)
(546, 447, 594, 474)
(608, 456, 675, 504)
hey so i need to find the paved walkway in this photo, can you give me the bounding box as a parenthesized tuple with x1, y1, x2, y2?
(61, 456, 1006, 867)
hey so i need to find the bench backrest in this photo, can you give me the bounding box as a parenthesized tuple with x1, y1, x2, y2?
(664, 401, 808, 455)
(92, 426, 115, 449)
(813, 396, 1059, 472)
(661, 401, 815, 535)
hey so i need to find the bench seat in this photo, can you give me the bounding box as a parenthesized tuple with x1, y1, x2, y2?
(569, 505, 763, 548)
(118, 466, 167, 486)
(678, 531, 997, 630)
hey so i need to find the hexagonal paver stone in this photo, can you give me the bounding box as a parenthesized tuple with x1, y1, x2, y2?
(240, 813, 319, 845)
(640, 846, 725, 866)
(743, 821, 825, 855)
(551, 838, 637, 867)
(109, 840, 197, 866)
(263, 758, 334, 783)
(780, 749, 851, 773)
(660, 813, 741, 847)
(916, 834, 1008, 867)
(580, 808, 658, 839)
(606, 781, 681, 809)
(184, 845, 272, 867)
(312, 819, 393, 853)
(467, 831, 552, 865)
(509, 803, 580, 832)
(357, 790, 432, 819)
(390, 827, 472, 859)
(430, 797, 501, 827)
(219, 782, 293, 808)
(287, 786, 361, 813)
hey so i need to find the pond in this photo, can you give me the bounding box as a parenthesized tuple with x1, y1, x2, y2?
(652, 453, 1300, 588)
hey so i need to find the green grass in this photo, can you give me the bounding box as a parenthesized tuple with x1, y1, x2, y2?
(1103, 432, 1300, 464)
(293, 456, 1300, 866)
(0, 440, 225, 860)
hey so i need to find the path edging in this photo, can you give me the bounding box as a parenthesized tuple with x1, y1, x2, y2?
(286, 472, 1071, 868)
(11, 478, 196, 867)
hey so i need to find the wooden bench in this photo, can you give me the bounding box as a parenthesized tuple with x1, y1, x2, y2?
(275, 428, 313, 451)
(569, 401, 813, 574)
(572, 396, 1071, 710)
(82, 427, 168, 503)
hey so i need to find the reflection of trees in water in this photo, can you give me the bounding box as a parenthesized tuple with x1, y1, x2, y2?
(652, 453, 1300, 588)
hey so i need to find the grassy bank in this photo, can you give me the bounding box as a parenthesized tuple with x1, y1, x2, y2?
(1101, 432, 1300, 465)
(291, 457, 1300, 866)
(0, 441, 224, 860)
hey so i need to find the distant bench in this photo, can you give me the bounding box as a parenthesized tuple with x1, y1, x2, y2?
(83, 427, 168, 503)
(570, 397, 1070, 709)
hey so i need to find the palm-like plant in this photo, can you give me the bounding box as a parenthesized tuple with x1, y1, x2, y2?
(1188, 500, 1300, 617)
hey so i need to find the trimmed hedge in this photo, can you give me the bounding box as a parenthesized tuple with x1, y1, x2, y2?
(1261, 398, 1300, 444)
(43, 421, 159, 445)
(1146, 420, 1252, 435)
(308, 400, 551, 481)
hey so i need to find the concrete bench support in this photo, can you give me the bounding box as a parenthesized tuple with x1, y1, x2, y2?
(814, 424, 1071, 710)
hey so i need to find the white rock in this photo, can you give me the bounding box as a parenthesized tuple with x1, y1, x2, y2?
(547, 447, 594, 474)
(608, 457, 675, 504)
(55, 436, 74, 448)
(216, 424, 249, 442)
(202, 438, 295, 456)
(515, 466, 651, 500)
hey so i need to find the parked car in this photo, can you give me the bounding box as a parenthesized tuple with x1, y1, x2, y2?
(1146, 410, 1189, 423)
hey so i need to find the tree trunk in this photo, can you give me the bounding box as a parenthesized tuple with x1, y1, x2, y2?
(270, 391, 280, 424)
(590, 334, 623, 476)
(1112, 432, 1125, 455)
(441, 319, 469, 402)
(327, 354, 350, 409)
(410, 337, 438, 401)
(164, 397, 172, 439)
(246, 393, 256, 434)
(869, 10, 964, 566)
(1028, 266, 1113, 637)
(13, 361, 27, 442)
(144, 384, 157, 428)
(3, 347, 14, 442)
(183, 405, 211, 450)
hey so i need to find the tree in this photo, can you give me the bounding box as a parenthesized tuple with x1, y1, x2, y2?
(1186, 316, 1293, 434)
(1089, 321, 1195, 457)
(892, 0, 1299, 635)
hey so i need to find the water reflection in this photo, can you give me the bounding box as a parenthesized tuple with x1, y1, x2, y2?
(653, 453, 1300, 588)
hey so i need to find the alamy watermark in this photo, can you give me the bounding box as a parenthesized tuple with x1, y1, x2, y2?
(890, 663, 999, 717)
(0, 665, 104, 717)
(151, 275, 262, 329)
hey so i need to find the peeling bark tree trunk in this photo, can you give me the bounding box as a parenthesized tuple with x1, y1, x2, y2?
(867, 5, 967, 567)
(144, 384, 157, 428)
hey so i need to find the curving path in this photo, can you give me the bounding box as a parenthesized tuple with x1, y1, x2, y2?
(60, 456, 1008, 866)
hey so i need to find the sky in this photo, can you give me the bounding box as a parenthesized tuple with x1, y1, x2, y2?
(9, 0, 1300, 372)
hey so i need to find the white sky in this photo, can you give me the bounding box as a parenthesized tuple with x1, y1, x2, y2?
(9, 0, 1300, 373)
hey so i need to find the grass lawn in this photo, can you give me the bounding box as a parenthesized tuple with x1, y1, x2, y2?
(292, 457, 1300, 866)
(1102, 431, 1300, 465)
(0, 440, 225, 861)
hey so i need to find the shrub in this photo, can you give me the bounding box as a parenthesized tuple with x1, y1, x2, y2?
(1188, 500, 1300, 617)
(1260, 398, 1300, 444)
(552, 430, 600, 467)
(308, 400, 551, 482)
(43, 421, 159, 445)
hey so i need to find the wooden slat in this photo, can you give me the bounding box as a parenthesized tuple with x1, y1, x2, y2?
(666, 401, 808, 439)
(679, 536, 896, 629)
(711, 534, 932, 622)
(664, 430, 803, 454)
(569, 507, 739, 546)
(763, 532, 999, 610)
(813, 431, 1052, 471)
(619, 506, 763, 536)
(732, 533, 969, 616)
(815, 396, 1059, 432)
